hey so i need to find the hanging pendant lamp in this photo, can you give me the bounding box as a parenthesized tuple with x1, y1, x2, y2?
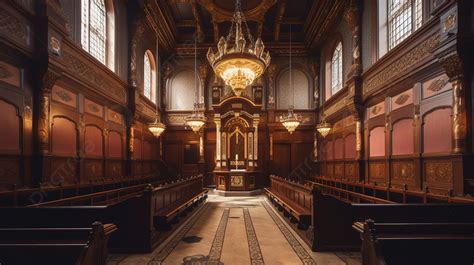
(280, 24, 301, 134)
(185, 31, 206, 133)
(148, 41, 166, 137)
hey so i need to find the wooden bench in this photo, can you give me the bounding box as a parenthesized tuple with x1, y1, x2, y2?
(0, 222, 117, 265)
(264, 187, 311, 229)
(0, 175, 207, 253)
(353, 220, 474, 265)
(266, 175, 474, 252)
(156, 190, 207, 221)
(152, 177, 208, 230)
(0, 176, 161, 207)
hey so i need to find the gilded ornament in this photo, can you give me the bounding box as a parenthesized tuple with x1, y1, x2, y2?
(427, 78, 448, 92)
(394, 94, 410, 105)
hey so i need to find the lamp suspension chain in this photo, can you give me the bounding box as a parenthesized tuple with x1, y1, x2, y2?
(290, 24, 294, 109)
(194, 32, 197, 107)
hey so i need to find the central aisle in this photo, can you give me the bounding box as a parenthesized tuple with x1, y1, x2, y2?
(109, 194, 361, 265)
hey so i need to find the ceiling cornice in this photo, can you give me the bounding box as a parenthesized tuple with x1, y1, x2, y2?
(142, 0, 177, 51)
(196, 0, 277, 23)
(303, 0, 347, 49)
(173, 42, 310, 57)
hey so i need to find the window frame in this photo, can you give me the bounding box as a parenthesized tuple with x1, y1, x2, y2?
(330, 41, 343, 96)
(387, 0, 423, 50)
(143, 50, 157, 103)
(81, 0, 115, 70)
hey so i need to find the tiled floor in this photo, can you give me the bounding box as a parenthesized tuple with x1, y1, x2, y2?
(108, 194, 361, 265)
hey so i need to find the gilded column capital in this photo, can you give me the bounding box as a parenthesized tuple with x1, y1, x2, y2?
(437, 52, 467, 154)
(42, 69, 60, 93)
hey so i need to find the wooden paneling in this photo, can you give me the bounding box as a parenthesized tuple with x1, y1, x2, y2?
(273, 143, 291, 177)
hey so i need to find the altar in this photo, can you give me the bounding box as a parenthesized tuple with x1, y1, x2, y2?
(214, 170, 260, 192)
(212, 96, 263, 195)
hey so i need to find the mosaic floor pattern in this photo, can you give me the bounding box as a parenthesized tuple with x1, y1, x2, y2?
(108, 194, 361, 265)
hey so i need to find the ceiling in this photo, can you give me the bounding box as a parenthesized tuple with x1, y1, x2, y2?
(159, 0, 347, 51)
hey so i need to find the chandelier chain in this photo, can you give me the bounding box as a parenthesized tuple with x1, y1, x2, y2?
(194, 31, 198, 108)
(290, 24, 294, 109)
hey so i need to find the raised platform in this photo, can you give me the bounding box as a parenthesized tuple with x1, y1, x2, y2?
(215, 189, 263, 197)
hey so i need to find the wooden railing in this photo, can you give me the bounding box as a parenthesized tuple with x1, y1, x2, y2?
(0, 175, 160, 207)
(266, 175, 474, 252)
(0, 175, 207, 253)
(0, 222, 117, 265)
(28, 184, 152, 207)
(311, 176, 474, 204)
(268, 175, 313, 212)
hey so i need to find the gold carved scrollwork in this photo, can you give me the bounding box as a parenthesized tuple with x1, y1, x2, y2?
(427, 78, 448, 92)
(394, 94, 410, 105)
(364, 34, 440, 94)
(425, 161, 452, 183)
(230, 175, 244, 187)
(38, 70, 60, 151)
(369, 163, 385, 181)
(443, 13, 456, 33)
(0, 8, 29, 46)
(392, 162, 414, 181)
(129, 126, 135, 153)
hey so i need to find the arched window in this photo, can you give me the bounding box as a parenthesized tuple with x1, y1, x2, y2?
(388, 0, 423, 50)
(81, 0, 114, 69)
(143, 51, 156, 103)
(331, 42, 343, 95)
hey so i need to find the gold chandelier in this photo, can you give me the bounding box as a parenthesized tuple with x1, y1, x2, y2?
(185, 31, 206, 133)
(148, 116, 166, 137)
(207, 0, 270, 97)
(185, 104, 206, 133)
(316, 119, 332, 138)
(281, 107, 301, 135)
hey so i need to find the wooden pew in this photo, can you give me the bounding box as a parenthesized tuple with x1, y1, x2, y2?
(310, 191, 474, 251)
(353, 220, 474, 265)
(266, 176, 474, 252)
(0, 222, 117, 265)
(0, 175, 207, 253)
(152, 176, 208, 230)
(264, 176, 312, 229)
(265, 187, 311, 229)
(0, 175, 161, 207)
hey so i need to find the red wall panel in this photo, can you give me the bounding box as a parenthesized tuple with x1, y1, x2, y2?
(345, 134, 356, 159)
(423, 108, 452, 153)
(84, 126, 103, 157)
(369, 127, 385, 157)
(52, 117, 77, 155)
(134, 138, 142, 159)
(334, 138, 344, 159)
(108, 131, 122, 158)
(392, 119, 414, 155)
(0, 100, 20, 153)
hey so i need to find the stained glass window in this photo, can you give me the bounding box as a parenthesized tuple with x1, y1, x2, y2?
(331, 42, 343, 95)
(388, 0, 423, 50)
(144, 52, 152, 101)
(144, 51, 156, 103)
(81, 0, 106, 64)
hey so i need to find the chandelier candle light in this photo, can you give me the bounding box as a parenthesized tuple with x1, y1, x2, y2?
(185, 31, 206, 133)
(316, 118, 332, 138)
(280, 25, 301, 134)
(207, 0, 271, 97)
(148, 40, 166, 137)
